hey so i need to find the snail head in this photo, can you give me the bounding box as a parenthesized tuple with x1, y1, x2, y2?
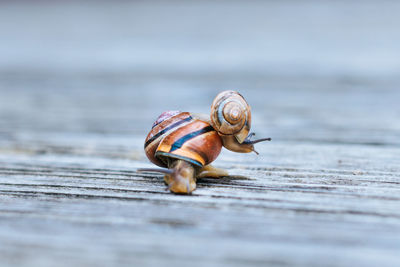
(138, 160, 196, 194)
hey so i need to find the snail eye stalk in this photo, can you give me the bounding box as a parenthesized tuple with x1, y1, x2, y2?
(246, 137, 271, 145)
(243, 132, 271, 145)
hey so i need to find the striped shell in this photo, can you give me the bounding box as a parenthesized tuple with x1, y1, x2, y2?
(144, 111, 222, 168)
(210, 90, 251, 144)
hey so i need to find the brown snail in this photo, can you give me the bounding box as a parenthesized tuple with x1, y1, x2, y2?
(139, 90, 270, 194)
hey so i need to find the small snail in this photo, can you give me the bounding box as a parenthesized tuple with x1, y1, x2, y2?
(139, 91, 270, 194)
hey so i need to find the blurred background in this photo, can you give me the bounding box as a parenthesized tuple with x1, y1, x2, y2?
(1, 0, 399, 151)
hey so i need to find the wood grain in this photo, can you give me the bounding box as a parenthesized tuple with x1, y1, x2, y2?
(1, 140, 399, 267)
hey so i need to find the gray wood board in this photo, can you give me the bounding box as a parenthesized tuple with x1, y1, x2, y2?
(1, 1, 400, 267)
(1, 140, 399, 267)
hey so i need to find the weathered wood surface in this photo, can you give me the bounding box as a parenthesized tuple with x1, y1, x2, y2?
(1, 1, 400, 267)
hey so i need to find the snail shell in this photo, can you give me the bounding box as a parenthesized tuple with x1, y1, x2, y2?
(210, 90, 251, 144)
(144, 111, 222, 168)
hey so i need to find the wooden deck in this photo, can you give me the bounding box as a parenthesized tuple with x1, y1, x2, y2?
(1, 1, 400, 266)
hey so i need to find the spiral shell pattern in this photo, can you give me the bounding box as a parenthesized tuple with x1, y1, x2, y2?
(210, 90, 251, 144)
(144, 111, 222, 168)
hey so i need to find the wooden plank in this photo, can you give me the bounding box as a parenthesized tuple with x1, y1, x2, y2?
(0, 142, 400, 267)
(1, 1, 400, 267)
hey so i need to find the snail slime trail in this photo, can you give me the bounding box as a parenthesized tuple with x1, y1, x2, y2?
(138, 91, 271, 194)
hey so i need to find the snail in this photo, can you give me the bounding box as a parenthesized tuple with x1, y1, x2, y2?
(138, 90, 270, 194)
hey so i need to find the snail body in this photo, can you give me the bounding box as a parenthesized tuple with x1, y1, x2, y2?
(140, 91, 270, 194)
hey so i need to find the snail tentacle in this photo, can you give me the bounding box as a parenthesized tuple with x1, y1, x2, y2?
(244, 137, 272, 145)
